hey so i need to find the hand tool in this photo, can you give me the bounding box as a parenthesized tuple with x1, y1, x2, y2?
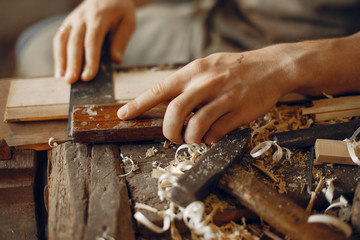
(68, 35, 114, 137)
(269, 119, 360, 149)
(170, 128, 251, 207)
(219, 164, 347, 240)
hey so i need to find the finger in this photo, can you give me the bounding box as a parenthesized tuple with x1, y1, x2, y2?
(117, 69, 190, 120)
(204, 110, 249, 145)
(183, 95, 233, 144)
(65, 23, 86, 84)
(81, 20, 107, 81)
(162, 87, 210, 144)
(53, 25, 71, 78)
(110, 13, 136, 64)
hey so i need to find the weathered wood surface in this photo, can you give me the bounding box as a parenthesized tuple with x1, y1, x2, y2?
(47, 142, 135, 240)
(0, 138, 11, 160)
(219, 163, 347, 240)
(0, 79, 70, 150)
(0, 149, 37, 240)
(72, 103, 167, 143)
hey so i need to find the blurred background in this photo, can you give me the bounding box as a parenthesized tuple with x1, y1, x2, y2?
(0, 0, 80, 78)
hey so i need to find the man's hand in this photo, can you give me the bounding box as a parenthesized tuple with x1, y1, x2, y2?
(117, 46, 301, 145)
(53, 0, 136, 84)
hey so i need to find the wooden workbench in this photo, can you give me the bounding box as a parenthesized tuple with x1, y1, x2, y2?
(1, 76, 359, 239)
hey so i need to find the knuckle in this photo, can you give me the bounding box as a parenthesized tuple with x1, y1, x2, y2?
(191, 58, 208, 72)
(168, 99, 183, 114)
(150, 81, 165, 97)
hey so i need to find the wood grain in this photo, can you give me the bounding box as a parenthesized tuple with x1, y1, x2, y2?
(0, 149, 37, 240)
(315, 139, 357, 165)
(47, 142, 135, 240)
(0, 138, 11, 160)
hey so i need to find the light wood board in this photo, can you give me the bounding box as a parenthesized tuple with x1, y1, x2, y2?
(5, 69, 176, 122)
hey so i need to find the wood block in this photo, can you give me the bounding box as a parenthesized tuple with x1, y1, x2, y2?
(315, 139, 357, 165)
(0, 149, 37, 240)
(0, 138, 11, 160)
(47, 142, 135, 240)
(72, 103, 167, 143)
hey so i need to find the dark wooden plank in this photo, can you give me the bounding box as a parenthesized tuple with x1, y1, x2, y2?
(219, 163, 347, 240)
(47, 142, 135, 240)
(0, 149, 37, 240)
(72, 103, 167, 143)
(0, 138, 11, 160)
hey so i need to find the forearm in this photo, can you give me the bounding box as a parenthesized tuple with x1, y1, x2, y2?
(287, 32, 360, 97)
(133, 0, 156, 7)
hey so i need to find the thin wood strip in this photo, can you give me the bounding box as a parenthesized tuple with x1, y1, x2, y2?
(5, 104, 68, 122)
(315, 108, 360, 121)
(302, 95, 360, 115)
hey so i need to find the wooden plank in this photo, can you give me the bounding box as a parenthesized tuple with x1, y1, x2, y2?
(0, 79, 70, 150)
(0, 138, 11, 160)
(47, 142, 135, 240)
(72, 103, 167, 143)
(5, 69, 308, 123)
(0, 149, 37, 240)
(5, 70, 175, 122)
(219, 163, 347, 240)
(315, 139, 357, 165)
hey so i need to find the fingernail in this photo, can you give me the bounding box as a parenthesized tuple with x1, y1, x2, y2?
(114, 51, 122, 63)
(65, 71, 77, 84)
(55, 69, 64, 78)
(117, 106, 128, 119)
(81, 69, 92, 81)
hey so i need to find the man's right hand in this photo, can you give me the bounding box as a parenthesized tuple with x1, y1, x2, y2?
(53, 0, 136, 84)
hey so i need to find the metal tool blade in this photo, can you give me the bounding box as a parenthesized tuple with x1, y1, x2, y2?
(67, 37, 114, 137)
(170, 128, 251, 207)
